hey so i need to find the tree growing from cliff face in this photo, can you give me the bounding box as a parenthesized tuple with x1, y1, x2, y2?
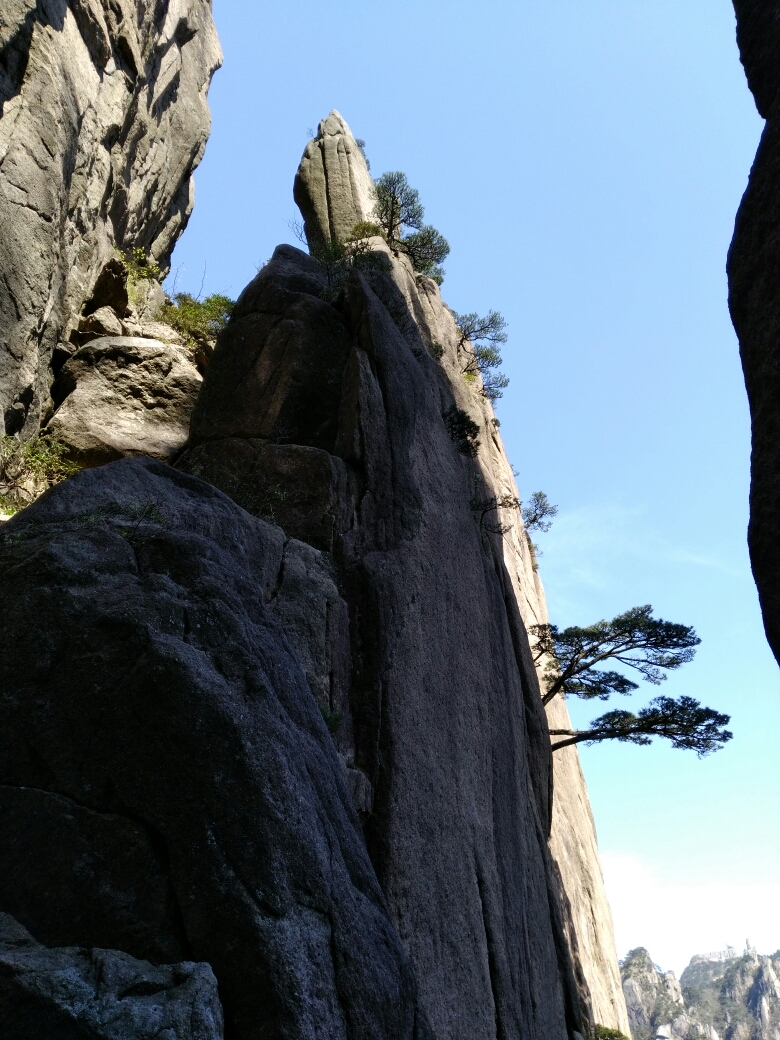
(451, 309, 510, 402)
(531, 605, 732, 755)
(373, 172, 450, 283)
(522, 491, 558, 533)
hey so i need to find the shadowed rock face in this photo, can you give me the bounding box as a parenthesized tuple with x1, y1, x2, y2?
(728, 2, 780, 666)
(180, 236, 583, 1039)
(0, 913, 224, 1040)
(0, 458, 430, 1040)
(0, 0, 222, 437)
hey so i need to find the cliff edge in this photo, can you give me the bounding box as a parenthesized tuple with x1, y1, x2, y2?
(728, 0, 780, 665)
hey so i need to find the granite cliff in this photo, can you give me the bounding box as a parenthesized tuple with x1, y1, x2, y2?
(177, 110, 629, 1038)
(623, 944, 780, 1040)
(728, 0, 780, 665)
(0, 0, 221, 441)
(0, 19, 630, 1034)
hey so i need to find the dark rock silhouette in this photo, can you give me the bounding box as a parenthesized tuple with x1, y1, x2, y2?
(0, 458, 430, 1040)
(179, 231, 583, 1037)
(729, 2, 780, 666)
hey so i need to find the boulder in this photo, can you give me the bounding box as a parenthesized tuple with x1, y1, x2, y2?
(0, 0, 222, 437)
(47, 336, 202, 466)
(293, 110, 376, 246)
(189, 246, 353, 452)
(0, 913, 224, 1040)
(0, 457, 430, 1040)
(76, 305, 125, 343)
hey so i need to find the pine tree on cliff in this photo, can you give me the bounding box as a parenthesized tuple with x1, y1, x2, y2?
(531, 605, 732, 755)
(372, 171, 450, 283)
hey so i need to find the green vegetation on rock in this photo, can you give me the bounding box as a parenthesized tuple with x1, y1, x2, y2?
(0, 434, 78, 511)
(320, 705, 343, 735)
(160, 292, 235, 348)
(452, 309, 509, 402)
(532, 606, 732, 755)
(373, 171, 450, 283)
(118, 246, 162, 286)
(442, 405, 481, 457)
(306, 227, 390, 299)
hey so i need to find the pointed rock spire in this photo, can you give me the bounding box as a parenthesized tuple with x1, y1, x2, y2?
(293, 110, 376, 247)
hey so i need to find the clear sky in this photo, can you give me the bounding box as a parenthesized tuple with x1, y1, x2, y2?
(170, 0, 780, 976)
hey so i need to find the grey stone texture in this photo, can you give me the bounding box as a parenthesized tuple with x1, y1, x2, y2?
(0, 913, 224, 1040)
(180, 112, 630, 1040)
(0, 458, 431, 1040)
(47, 336, 202, 466)
(728, 1, 780, 667)
(0, 0, 222, 438)
(180, 234, 586, 1037)
(293, 110, 376, 246)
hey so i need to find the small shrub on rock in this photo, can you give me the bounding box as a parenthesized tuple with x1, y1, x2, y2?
(320, 705, 343, 735)
(452, 309, 509, 402)
(442, 406, 480, 457)
(372, 171, 450, 283)
(307, 229, 390, 300)
(0, 435, 78, 511)
(160, 293, 235, 349)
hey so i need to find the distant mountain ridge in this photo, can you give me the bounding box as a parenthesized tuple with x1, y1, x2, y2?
(622, 944, 780, 1040)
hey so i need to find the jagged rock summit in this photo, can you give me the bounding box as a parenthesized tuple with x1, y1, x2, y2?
(622, 944, 780, 1040)
(0, 56, 632, 1038)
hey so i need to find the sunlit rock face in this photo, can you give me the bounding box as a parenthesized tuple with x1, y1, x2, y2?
(729, 1, 780, 666)
(623, 945, 780, 1040)
(0, 0, 222, 439)
(293, 110, 376, 245)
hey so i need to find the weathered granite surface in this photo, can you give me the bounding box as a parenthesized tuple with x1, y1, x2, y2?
(47, 336, 202, 466)
(0, 458, 431, 1040)
(728, 1, 780, 666)
(180, 112, 632, 1039)
(180, 207, 588, 1040)
(293, 110, 376, 245)
(0, 913, 224, 1040)
(0, 0, 221, 438)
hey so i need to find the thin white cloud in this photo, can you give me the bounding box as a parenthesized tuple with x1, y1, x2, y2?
(601, 850, 780, 976)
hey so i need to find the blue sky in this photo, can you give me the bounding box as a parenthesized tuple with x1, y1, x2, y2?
(170, 0, 780, 974)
